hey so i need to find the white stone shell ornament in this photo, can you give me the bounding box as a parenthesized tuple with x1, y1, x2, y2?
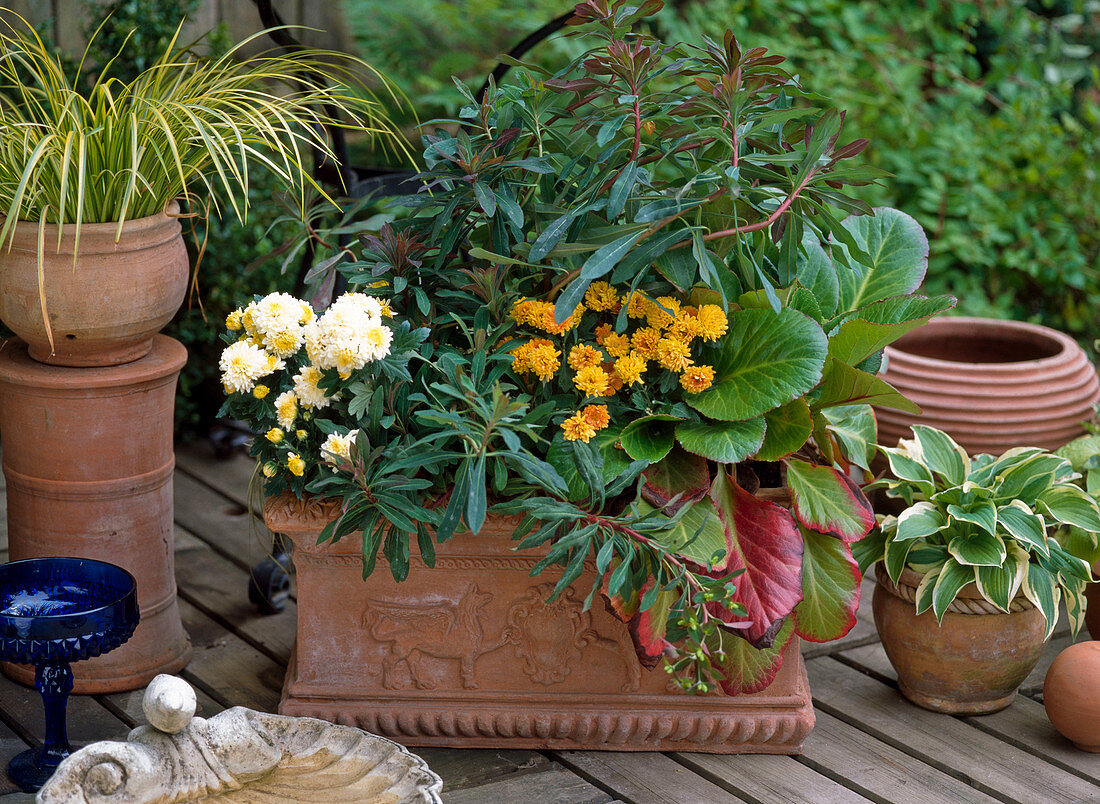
(36, 674, 443, 803)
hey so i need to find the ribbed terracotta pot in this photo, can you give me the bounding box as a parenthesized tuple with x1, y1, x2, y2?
(0, 336, 191, 692)
(873, 564, 1047, 714)
(1043, 641, 1100, 752)
(876, 317, 1099, 454)
(267, 495, 815, 754)
(0, 204, 189, 367)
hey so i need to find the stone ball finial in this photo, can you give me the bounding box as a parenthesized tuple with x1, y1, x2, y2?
(142, 674, 197, 734)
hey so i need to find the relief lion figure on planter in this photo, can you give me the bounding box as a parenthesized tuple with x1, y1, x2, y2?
(362, 583, 493, 690)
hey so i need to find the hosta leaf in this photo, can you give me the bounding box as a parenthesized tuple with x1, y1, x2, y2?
(997, 500, 1049, 557)
(1055, 434, 1100, 472)
(968, 447, 1045, 486)
(911, 425, 970, 486)
(757, 399, 813, 462)
(1063, 579, 1087, 637)
(976, 561, 1021, 613)
(931, 558, 976, 622)
(708, 469, 804, 646)
(994, 454, 1072, 504)
(688, 307, 827, 422)
(627, 583, 676, 669)
(675, 417, 766, 464)
(946, 499, 997, 537)
(792, 527, 861, 642)
(947, 530, 1006, 567)
(895, 501, 946, 542)
(1037, 485, 1100, 532)
(620, 414, 680, 462)
(821, 404, 876, 470)
(837, 207, 929, 312)
(1022, 562, 1061, 639)
(884, 532, 917, 584)
(913, 566, 941, 614)
(880, 445, 935, 491)
(717, 616, 796, 696)
(785, 459, 875, 541)
(814, 358, 920, 413)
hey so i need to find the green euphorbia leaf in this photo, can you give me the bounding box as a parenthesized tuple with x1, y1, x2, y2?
(757, 399, 814, 462)
(717, 616, 796, 696)
(620, 414, 680, 462)
(837, 207, 929, 312)
(687, 307, 827, 422)
(675, 417, 766, 464)
(947, 530, 1006, 567)
(813, 358, 920, 413)
(821, 404, 876, 471)
(1037, 485, 1100, 532)
(792, 526, 862, 643)
(996, 500, 1049, 556)
(784, 459, 875, 542)
(931, 558, 976, 622)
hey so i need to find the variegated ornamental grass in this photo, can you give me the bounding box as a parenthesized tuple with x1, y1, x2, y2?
(0, 14, 407, 253)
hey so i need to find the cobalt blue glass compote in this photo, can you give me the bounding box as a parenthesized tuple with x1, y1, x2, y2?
(0, 557, 139, 792)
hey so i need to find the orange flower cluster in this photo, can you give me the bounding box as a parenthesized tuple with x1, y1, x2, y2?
(562, 404, 611, 442)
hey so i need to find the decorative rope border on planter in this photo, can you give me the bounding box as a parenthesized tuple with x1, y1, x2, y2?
(876, 567, 1035, 615)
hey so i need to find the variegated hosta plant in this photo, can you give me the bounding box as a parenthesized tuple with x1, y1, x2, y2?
(855, 425, 1100, 637)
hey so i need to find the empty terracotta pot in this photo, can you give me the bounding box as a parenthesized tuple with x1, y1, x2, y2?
(1043, 641, 1100, 752)
(876, 317, 1099, 454)
(873, 564, 1048, 714)
(0, 204, 189, 367)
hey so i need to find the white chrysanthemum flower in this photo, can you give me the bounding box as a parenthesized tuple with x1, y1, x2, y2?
(264, 326, 304, 359)
(303, 293, 393, 374)
(361, 323, 394, 362)
(320, 429, 359, 469)
(298, 300, 315, 325)
(275, 391, 298, 430)
(219, 341, 272, 393)
(250, 292, 305, 338)
(333, 292, 383, 321)
(293, 365, 333, 409)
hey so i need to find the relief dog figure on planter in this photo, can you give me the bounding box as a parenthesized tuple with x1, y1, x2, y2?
(223, 1, 956, 751)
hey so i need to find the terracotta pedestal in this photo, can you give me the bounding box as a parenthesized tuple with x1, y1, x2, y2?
(268, 496, 815, 754)
(0, 336, 191, 692)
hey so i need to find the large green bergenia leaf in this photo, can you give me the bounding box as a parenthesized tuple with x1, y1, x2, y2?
(813, 359, 920, 413)
(837, 207, 929, 312)
(620, 414, 680, 462)
(675, 418, 766, 464)
(687, 307, 827, 422)
(785, 458, 875, 542)
(826, 295, 956, 367)
(708, 470, 804, 647)
(797, 240, 839, 319)
(792, 526, 861, 642)
(717, 616, 796, 696)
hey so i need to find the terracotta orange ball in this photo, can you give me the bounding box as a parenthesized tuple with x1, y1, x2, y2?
(1043, 641, 1100, 752)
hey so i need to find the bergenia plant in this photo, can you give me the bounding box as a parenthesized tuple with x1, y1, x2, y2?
(267, 0, 955, 694)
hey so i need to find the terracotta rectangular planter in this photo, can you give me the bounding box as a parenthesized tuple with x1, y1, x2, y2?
(267, 495, 814, 753)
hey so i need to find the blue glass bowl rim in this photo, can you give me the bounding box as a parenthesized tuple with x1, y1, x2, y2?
(0, 557, 138, 640)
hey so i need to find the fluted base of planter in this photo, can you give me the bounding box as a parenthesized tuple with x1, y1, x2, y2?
(0, 336, 192, 692)
(269, 495, 815, 754)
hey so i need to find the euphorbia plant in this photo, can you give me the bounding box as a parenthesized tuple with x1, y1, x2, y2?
(271, 0, 955, 694)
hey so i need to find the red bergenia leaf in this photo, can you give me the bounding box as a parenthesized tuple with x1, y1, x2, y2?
(627, 583, 677, 669)
(707, 469, 803, 647)
(784, 458, 874, 542)
(792, 526, 861, 643)
(718, 616, 796, 695)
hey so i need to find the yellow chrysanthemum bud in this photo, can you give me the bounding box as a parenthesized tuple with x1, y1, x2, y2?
(253, 384, 270, 399)
(697, 304, 729, 341)
(647, 296, 682, 331)
(262, 461, 279, 478)
(296, 429, 308, 440)
(656, 337, 693, 372)
(226, 309, 244, 331)
(573, 365, 611, 397)
(615, 352, 647, 386)
(568, 344, 602, 370)
(287, 452, 306, 477)
(603, 332, 631, 358)
(266, 428, 284, 443)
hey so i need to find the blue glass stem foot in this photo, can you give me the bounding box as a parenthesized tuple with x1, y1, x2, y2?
(6, 661, 74, 792)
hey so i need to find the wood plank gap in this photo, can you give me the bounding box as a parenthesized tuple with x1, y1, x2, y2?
(825, 652, 899, 687)
(789, 754, 897, 804)
(809, 693, 1019, 803)
(0, 705, 35, 749)
(177, 668, 232, 711)
(802, 633, 881, 660)
(92, 696, 138, 730)
(174, 585, 290, 669)
(961, 714, 1099, 787)
(663, 755, 768, 804)
(545, 751, 641, 804)
(172, 507, 267, 574)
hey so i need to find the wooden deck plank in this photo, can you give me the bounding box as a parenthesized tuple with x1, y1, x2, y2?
(673, 751, 872, 804)
(0, 671, 132, 750)
(554, 750, 746, 803)
(176, 442, 257, 511)
(416, 748, 552, 793)
(807, 656, 1100, 803)
(0, 715, 31, 796)
(799, 710, 1001, 804)
(173, 470, 276, 575)
(442, 764, 613, 804)
(839, 641, 1100, 784)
